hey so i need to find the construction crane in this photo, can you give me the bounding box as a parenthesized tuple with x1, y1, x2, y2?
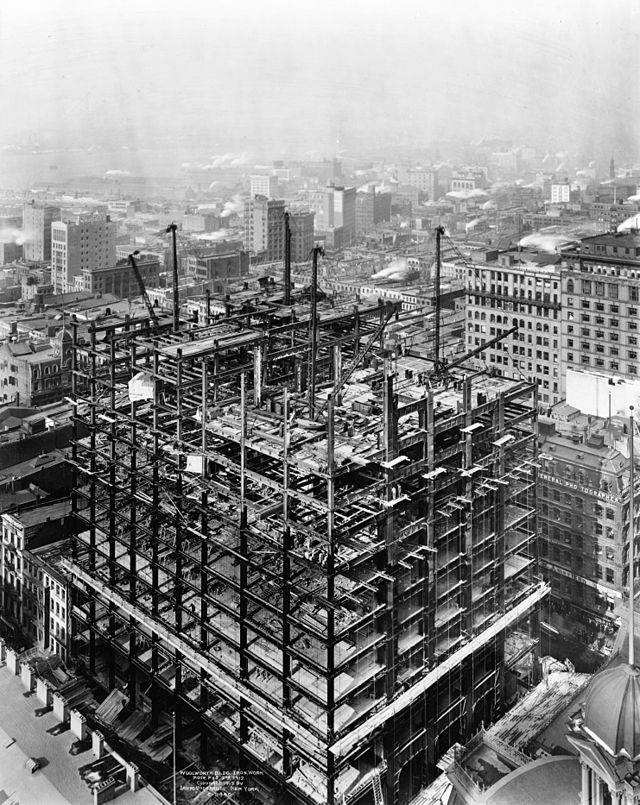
(428, 317, 519, 379)
(318, 302, 400, 415)
(432, 225, 482, 372)
(424, 226, 522, 379)
(129, 251, 158, 326)
(166, 222, 180, 332)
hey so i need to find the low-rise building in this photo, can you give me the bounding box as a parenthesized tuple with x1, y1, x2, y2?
(0, 329, 73, 406)
(183, 212, 222, 233)
(31, 547, 71, 660)
(185, 250, 249, 293)
(79, 254, 161, 298)
(0, 500, 73, 651)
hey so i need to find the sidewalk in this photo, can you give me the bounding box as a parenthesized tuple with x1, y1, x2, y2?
(0, 661, 164, 805)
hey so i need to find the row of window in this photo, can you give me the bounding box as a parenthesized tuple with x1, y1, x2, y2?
(540, 502, 617, 523)
(471, 269, 558, 287)
(568, 341, 637, 359)
(568, 353, 637, 372)
(581, 300, 638, 315)
(542, 546, 617, 585)
(470, 297, 559, 318)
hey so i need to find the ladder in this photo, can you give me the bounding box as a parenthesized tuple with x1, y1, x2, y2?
(372, 770, 384, 805)
(341, 766, 386, 805)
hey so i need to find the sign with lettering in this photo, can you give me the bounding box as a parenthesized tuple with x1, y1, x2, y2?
(542, 559, 622, 598)
(539, 471, 621, 503)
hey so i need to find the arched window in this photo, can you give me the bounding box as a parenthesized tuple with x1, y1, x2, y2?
(567, 279, 574, 293)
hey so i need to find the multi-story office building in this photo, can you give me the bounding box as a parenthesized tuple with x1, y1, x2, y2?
(289, 210, 315, 263)
(560, 231, 640, 393)
(22, 202, 61, 262)
(465, 259, 563, 406)
(80, 254, 161, 298)
(356, 192, 376, 234)
(589, 202, 640, 232)
(64, 300, 545, 805)
(244, 196, 286, 262)
(355, 190, 392, 234)
(550, 183, 571, 204)
(183, 212, 222, 233)
(0, 241, 23, 265)
(185, 250, 249, 292)
(406, 168, 438, 199)
(322, 185, 356, 246)
(250, 174, 278, 199)
(538, 408, 630, 635)
(51, 214, 117, 293)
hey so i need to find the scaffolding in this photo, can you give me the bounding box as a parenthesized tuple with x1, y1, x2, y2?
(65, 297, 547, 805)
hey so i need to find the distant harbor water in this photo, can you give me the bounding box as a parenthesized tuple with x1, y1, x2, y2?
(0, 147, 210, 191)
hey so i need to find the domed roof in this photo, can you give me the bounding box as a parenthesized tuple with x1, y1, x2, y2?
(583, 662, 640, 759)
(484, 756, 581, 805)
(53, 327, 73, 344)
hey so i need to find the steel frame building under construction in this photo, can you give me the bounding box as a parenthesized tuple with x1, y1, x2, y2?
(64, 295, 548, 805)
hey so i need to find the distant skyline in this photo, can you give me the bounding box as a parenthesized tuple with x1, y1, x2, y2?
(1, 0, 639, 173)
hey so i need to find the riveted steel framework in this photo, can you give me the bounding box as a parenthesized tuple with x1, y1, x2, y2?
(66, 300, 547, 805)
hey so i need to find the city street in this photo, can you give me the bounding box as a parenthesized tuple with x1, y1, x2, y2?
(0, 663, 163, 804)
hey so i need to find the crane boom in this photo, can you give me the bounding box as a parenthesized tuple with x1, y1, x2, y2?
(319, 302, 400, 414)
(129, 251, 158, 325)
(436, 318, 519, 375)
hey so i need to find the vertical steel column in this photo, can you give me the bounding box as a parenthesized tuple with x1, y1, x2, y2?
(382, 361, 399, 799)
(166, 222, 180, 333)
(108, 337, 117, 585)
(239, 373, 249, 748)
(151, 349, 161, 729)
(630, 407, 636, 668)
(253, 345, 263, 407)
(174, 349, 184, 750)
(70, 321, 79, 558)
(326, 396, 336, 805)
(128, 341, 138, 705)
(434, 225, 444, 370)
(199, 356, 209, 764)
(281, 387, 292, 776)
(284, 211, 292, 306)
(308, 246, 322, 414)
(88, 325, 98, 675)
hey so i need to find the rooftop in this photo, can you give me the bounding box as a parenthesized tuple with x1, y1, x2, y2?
(483, 756, 581, 805)
(582, 662, 640, 759)
(3, 498, 71, 527)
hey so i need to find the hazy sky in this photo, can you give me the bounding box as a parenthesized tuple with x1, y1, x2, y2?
(1, 0, 639, 163)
